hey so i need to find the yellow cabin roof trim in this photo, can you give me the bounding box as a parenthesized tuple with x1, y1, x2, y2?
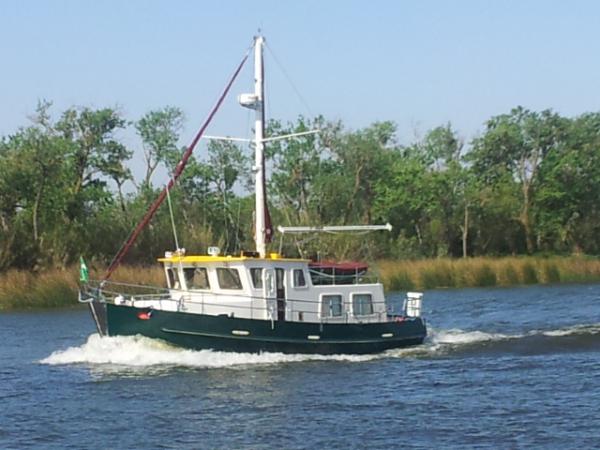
(157, 254, 308, 264)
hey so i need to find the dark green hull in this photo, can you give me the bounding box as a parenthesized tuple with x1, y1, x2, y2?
(98, 302, 426, 355)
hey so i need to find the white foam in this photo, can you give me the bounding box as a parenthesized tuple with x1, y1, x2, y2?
(429, 328, 512, 345)
(38, 329, 520, 371)
(40, 334, 380, 369)
(428, 323, 600, 346)
(541, 323, 600, 337)
(41, 323, 600, 371)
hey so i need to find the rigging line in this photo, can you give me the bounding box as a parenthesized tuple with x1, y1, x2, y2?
(166, 182, 185, 276)
(222, 181, 228, 252)
(103, 45, 252, 282)
(234, 199, 242, 254)
(265, 42, 314, 118)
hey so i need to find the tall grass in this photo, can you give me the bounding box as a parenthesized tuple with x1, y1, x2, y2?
(0, 269, 78, 310)
(377, 256, 600, 291)
(2, 256, 600, 310)
(0, 264, 165, 311)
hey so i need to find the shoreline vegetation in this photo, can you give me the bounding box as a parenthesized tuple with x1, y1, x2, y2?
(377, 256, 600, 291)
(3, 105, 600, 279)
(2, 256, 600, 311)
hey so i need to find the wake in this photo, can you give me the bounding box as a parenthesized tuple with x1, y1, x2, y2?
(40, 322, 600, 370)
(39, 334, 379, 369)
(419, 322, 600, 357)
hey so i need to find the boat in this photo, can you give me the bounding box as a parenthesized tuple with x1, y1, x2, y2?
(79, 35, 427, 354)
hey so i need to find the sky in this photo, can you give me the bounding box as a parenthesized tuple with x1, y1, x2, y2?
(2, 0, 600, 160)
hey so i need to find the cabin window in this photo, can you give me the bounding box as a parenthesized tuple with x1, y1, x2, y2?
(321, 294, 343, 318)
(217, 268, 243, 290)
(166, 268, 180, 289)
(183, 267, 210, 290)
(250, 268, 263, 289)
(293, 269, 306, 287)
(353, 294, 374, 315)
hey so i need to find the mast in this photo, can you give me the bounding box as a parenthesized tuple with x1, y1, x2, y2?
(240, 35, 272, 258)
(254, 36, 268, 258)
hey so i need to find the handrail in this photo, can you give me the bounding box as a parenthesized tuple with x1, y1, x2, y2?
(308, 269, 378, 285)
(80, 279, 410, 323)
(83, 279, 389, 307)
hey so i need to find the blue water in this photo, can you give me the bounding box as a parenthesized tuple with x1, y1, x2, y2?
(2, 283, 600, 449)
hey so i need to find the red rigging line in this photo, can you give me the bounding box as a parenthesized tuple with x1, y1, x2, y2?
(103, 48, 251, 282)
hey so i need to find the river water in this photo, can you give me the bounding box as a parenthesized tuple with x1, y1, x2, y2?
(2, 283, 600, 449)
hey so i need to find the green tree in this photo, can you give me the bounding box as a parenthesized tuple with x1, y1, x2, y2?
(470, 107, 568, 253)
(267, 116, 330, 225)
(135, 106, 184, 189)
(536, 113, 600, 253)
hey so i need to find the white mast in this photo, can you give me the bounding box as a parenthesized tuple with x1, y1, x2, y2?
(237, 35, 319, 257)
(239, 35, 268, 257)
(254, 36, 267, 258)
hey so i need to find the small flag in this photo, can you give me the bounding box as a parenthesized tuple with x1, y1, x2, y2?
(79, 256, 89, 283)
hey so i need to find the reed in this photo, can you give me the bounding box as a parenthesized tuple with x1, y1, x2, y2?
(0, 264, 165, 311)
(377, 256, 600, 291)
(0, 269, 78, 310)
(2, 256, 600, 310)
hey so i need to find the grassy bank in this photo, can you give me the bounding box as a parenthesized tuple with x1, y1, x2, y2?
(377, 256, 600, 291)
(2, 256, 600, 310)
(0, 265, 164, 311)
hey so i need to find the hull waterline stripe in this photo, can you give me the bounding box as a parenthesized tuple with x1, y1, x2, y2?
(160, 327, 424, 345)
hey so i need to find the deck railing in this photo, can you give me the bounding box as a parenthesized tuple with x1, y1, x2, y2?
(308, 269, 378, 286)
(80, 279, 416, 324)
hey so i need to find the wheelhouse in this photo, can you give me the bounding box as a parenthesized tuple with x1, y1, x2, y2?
(158, 252, 389, 324)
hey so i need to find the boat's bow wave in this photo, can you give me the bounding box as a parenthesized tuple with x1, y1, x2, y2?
(40, 322, 600, 371)
(39, 334, 379, 369)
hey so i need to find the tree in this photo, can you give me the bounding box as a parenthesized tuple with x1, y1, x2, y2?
(56, 106, 128, 197)
(328, 121, 397, 225)
(469, 107, 568, 253)
(205, 139, 248, 252)
(536, 113, 600, 253)
(135, 106, 184, 189)
(267, 116, 330, 225)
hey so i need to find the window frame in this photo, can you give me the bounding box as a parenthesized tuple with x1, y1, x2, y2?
(166, 267, 181, 290)
(352, 293, 374, 316)
(216, 267, 244, 290)
(183, 266, 211, 291)
(320, 293, 344, 319)
(292, 268, 308, 289)
(250, 267, 263, 289)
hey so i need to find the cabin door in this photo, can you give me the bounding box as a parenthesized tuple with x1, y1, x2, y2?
(275, 268, 286, 321)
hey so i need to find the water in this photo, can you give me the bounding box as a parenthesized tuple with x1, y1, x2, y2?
(2, 283, 600, 449)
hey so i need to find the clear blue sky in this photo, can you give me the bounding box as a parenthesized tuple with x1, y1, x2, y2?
(2, 0, 600, 148)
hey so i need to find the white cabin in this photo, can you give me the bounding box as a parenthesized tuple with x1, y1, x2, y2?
(155, 252, 389, 324)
